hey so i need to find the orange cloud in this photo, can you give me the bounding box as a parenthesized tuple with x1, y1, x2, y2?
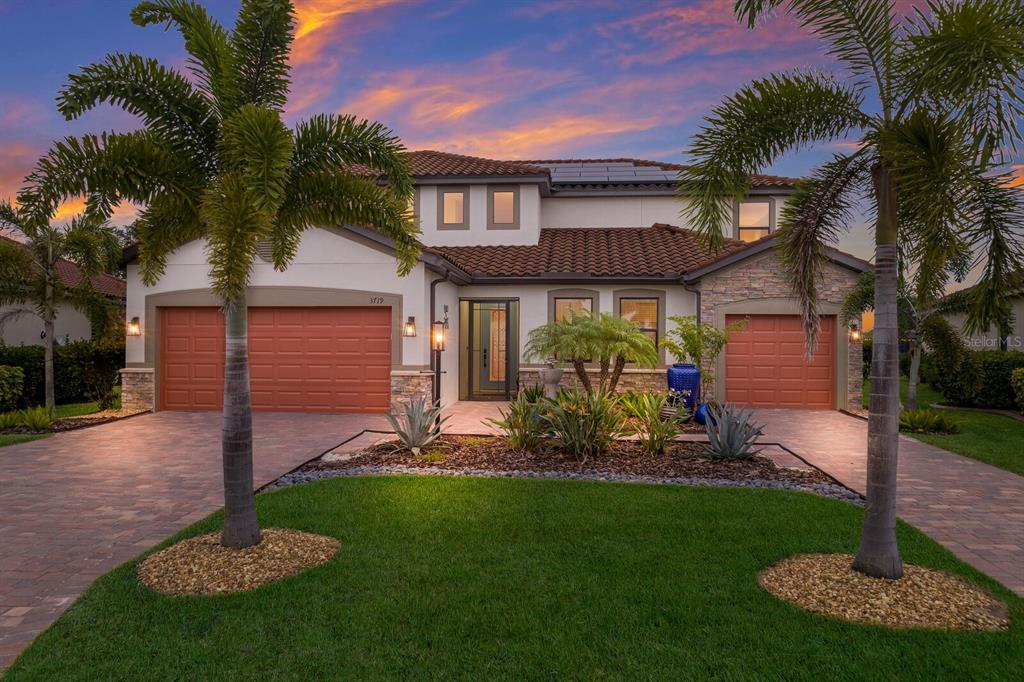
(416, 114, 661, 159)
(1006, 164, 1024, 187)
(291, 0, 412, 66)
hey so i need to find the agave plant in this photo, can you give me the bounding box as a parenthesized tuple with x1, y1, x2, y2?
(386, 396, 449, 456)
(704, 403, 764, 460)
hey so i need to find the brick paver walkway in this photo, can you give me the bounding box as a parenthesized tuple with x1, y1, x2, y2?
(755, 409, 1024, 596)
(0, 411, 387, 670)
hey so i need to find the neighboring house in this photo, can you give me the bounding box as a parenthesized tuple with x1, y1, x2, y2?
(120, 151, 869, 414)
(0, 237, 127, 346)
(941, 273, 1024, 351)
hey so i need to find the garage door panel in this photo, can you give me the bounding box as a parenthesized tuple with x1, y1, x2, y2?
(160, 306, 391, 413)
(725, 314, 835, 409)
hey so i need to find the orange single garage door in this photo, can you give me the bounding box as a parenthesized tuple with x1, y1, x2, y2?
(159, 307, 391, 413)
(725, 314, 835, 409)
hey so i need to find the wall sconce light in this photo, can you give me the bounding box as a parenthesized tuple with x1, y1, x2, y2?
(127, 317, 142, 336)
(849, 322, 861, 342)
(431, 321, 446, 352)
(402, 316, 417, 337)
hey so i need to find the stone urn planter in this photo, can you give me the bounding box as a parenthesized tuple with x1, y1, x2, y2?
(538, 361, 564, 399)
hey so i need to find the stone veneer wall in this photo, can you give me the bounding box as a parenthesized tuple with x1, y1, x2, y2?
(120, 368, 155, 411)
(390, 371, 435, 409)
(697, 250, 864, 409)
(518, 367, 666, 394)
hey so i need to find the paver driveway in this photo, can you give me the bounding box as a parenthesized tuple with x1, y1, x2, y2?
(0, 411, 388, 669)
(756, 409, 1024, 597)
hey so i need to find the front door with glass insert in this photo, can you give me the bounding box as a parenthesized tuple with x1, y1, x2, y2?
(461, 300, 518, 400)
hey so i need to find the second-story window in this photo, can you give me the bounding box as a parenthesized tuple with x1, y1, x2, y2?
(734, 198, 774, 242)
(438, 186, 469, 229)
(487, 185, 519, 230)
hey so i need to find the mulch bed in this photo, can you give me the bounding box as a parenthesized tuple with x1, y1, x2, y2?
(138, 528, 340, 596)
(759, 553, 1009, 631)
(310, 435, 833, 486)
(1, 407, 149, 436)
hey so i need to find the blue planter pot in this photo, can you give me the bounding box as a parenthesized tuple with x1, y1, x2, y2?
(695, 403, 717, 426)
(666, 363, 700, 413)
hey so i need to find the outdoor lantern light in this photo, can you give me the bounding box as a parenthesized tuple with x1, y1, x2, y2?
(431, 321, 446, 352)
(403, 316, 417, 337)
(850, 322, 861, 342)
(127, 317, 142, 336)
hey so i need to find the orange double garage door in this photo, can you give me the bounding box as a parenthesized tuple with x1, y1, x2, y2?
(725, 314, 835, 409)
(159, 307, 391, 413)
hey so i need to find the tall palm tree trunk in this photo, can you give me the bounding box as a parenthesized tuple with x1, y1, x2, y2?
(853, 164, 904, 579)
(43, 316, 55, 409)
(220, 293, 261, 548)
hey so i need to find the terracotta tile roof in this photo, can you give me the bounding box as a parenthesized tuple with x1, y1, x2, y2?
(2, 236, 126, 298)
(429, 224, 752, 278)
(406, 151, 549, 177)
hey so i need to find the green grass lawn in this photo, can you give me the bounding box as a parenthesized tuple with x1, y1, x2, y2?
(863, 377, 1024, 477)
(0, 434, 47, 448)
(6, 476, 1022, 681)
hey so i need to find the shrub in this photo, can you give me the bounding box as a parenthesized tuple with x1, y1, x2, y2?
(518, 384, 545, 404)
(861, 334, 872, 379)
(967, 351, 1024, 410)
(542, 389, 627, 462)
(620, 391, 684, 456)
(0, 340, 124, 406)
(0, 365, 24, 412)
(919, 316, 980, 405)
(1013, 368, 1024, 414)
(704, 403, 764, 459)
(385, 396, 448, 456)
(488, 392, 545, 453)
(18, 405, 54, 432)
(660, 315, 746, 399)
(0, 411, 21, 430)
(899, 409, 961, 434)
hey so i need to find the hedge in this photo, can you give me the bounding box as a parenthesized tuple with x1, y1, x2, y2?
(0, 365, 23, 412)
(1012, 368, 1024, 414)
(966, 351, 1024, 410)
(0, 341, 124, 407)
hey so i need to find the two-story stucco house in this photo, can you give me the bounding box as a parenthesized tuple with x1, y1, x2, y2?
(119, 151, 869, 414)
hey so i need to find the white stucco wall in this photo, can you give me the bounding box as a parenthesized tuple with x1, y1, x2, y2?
(124, 227, 436, 367)
(0, 302, 92, 346)
(540, 194, 789, 236)
(415, 184, 541, 247)
(945, 298, 1024, 351)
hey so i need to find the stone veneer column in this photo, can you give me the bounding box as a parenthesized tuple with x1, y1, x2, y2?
(390, 370, 435, 409)
(120, 368, 155, 411)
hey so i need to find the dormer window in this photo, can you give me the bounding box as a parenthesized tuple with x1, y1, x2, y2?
(438, 186, 469, 230)
(487, 185, 519, 230)
(734, 197, 774, 242)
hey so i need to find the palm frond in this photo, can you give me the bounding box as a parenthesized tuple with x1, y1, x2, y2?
(736, 1, 897, 111)
(130, 0, 234, 111)
(277, 173, 420, 275)
(220, 104, 294, 213)
(291, 114, 414, 200)
(201, 172, 272, 303)
(902, 0, 1024, 166)
(58, 53, 218, 159)
(959, 174, 1024, 335)
(134, 193, 205, 286)
(61, 216, 121, 279)
(230, 0, 294, 111)
(776, 152, 871, 354)
(678, 70, 868, 251)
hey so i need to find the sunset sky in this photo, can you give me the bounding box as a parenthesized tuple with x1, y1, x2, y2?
(0, 0, 1017, 268)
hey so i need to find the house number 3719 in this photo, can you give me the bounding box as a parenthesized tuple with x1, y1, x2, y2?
(369, 296, 384, 304)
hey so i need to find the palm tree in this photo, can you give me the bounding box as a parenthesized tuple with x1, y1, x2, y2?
(678, 1, 1024, 578)
(0, 202, 119, 408)
(16, 0, 419, 548)
(525, 311, 659, 394)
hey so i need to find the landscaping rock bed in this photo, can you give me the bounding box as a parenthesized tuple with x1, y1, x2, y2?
(267, 435, 862, 504)
(759, 553, 1009, 631)
(138, 528, 340, 596)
